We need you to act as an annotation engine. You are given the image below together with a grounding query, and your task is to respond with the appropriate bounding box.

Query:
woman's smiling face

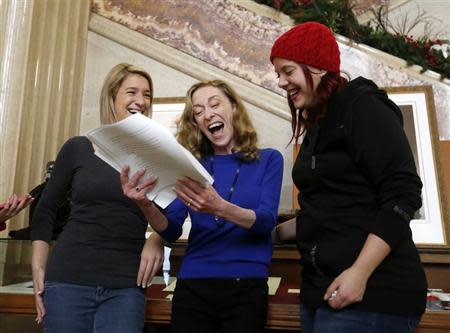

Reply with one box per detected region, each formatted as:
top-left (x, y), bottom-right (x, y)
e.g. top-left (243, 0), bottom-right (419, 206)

top-left (114, 74), bottom-right (152, 121)
top-left (191, 85), bottom-right (236, 155)
top-left (273, 57), bottom-right (324, 110)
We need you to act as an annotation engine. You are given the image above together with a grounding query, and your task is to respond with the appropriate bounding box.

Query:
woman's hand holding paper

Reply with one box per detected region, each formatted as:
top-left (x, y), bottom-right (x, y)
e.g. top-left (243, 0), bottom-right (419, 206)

top-left (120, 165), bottom-right (158, 208)
top-left (174, 177), bottom-right (225, 215)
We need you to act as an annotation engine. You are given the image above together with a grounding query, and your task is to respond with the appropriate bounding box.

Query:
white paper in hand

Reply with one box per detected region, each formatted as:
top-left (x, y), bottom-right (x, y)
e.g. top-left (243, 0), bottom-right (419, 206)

top-left (86, 113), bottom-right (214, 208)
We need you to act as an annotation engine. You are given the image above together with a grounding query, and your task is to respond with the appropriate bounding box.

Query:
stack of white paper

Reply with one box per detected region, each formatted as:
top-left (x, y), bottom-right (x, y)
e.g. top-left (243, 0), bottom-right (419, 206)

top-left (86, 113), bottom-right (214, 208)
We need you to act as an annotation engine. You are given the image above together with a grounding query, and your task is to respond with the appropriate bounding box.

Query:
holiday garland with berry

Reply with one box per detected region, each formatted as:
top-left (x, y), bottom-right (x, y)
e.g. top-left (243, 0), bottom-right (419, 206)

top-left (256, 0), bottom-right (450, 80)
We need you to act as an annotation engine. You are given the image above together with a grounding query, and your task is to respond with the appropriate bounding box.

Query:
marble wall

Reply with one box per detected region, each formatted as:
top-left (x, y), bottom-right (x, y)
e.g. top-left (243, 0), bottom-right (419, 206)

top-left (91, 0), bottom-right (450, 139)
top-left (91, 0), bottom-right (283, 92)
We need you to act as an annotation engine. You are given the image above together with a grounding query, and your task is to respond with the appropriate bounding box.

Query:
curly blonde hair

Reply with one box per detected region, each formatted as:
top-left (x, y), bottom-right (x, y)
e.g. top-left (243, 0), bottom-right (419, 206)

top-left (177, 80), bottom-right (258, 161)
top-left (99, 63), bottom-right (153, 125)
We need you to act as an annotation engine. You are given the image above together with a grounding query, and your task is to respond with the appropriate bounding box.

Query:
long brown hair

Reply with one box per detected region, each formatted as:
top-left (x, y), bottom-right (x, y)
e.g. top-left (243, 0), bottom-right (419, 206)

top-left (177, 80), bottom-right (259, 161)
top-left (289, 66), bottom-right (348, 143)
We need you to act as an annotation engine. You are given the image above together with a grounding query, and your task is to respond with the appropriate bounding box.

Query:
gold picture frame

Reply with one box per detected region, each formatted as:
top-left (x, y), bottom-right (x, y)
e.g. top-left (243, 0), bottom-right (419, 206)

top-left (386, 86), bottom-right (449, 249)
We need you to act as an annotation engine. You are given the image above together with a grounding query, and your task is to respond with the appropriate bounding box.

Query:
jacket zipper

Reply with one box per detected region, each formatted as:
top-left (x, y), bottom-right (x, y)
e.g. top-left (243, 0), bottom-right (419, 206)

top-left (311, 244), bottom-right (325, 277)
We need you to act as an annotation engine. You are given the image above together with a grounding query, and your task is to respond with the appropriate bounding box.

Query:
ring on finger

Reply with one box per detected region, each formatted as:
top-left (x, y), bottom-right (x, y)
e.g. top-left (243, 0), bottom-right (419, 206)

top-left (187, 198), bottom-right (192, 207)
top-left (329, 290), bottom-right (338, 300)
top-left (136, 186), bottom-right (140, 192)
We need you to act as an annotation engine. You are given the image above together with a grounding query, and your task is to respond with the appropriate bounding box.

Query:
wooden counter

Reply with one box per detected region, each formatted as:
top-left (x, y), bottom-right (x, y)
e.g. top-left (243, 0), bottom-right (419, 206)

top-left (1, 243), bottom-right (449, 332)
top-left (0, 289), bottom-right (449, 332)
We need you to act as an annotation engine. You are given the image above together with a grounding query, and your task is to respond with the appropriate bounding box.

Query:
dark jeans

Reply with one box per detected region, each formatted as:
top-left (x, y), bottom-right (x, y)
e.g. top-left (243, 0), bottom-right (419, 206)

top-left (300, 303), bottom-right (421, 333)
top-left (43, 281), bottom-right (146, 333)
top-left (171, 278), bottom-right (268, 333)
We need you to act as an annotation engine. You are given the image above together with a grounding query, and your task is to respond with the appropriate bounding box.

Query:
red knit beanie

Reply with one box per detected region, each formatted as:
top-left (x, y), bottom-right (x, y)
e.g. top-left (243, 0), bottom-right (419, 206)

top-left (270, 22), bottom-right (340, 73)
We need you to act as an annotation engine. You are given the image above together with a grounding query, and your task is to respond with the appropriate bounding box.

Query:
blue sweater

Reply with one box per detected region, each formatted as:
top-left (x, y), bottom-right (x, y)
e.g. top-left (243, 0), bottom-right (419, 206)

top-left (160, 148), bottom-right (283, 279)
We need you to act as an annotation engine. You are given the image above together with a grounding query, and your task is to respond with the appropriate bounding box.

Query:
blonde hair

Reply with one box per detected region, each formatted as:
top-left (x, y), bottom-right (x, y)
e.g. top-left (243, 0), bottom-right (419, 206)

top-left (99, 63), bottom-right (154, 125)
top-left (177, 80), bottom-right (258, 161)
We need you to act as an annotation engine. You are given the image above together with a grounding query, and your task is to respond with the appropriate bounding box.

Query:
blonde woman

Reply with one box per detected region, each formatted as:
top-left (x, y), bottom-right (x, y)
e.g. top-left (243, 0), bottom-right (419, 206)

top-left (31, 63), bottom-right (164, 333)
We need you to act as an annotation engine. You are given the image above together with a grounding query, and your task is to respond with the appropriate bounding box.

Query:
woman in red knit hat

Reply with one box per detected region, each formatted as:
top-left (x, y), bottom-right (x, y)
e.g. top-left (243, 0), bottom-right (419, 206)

top-left (270, 22), bottom-right (427, 333)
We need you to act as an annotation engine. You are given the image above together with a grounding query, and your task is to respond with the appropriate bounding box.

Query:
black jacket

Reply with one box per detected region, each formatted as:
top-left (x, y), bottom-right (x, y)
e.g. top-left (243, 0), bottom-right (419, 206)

top-left (294, 77), bottom-right (427, 316)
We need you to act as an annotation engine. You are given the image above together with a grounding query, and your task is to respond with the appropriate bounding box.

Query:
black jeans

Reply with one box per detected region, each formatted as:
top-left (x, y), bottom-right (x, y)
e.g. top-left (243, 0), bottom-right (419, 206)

top-left (171, 278), bottom-right (268, 333)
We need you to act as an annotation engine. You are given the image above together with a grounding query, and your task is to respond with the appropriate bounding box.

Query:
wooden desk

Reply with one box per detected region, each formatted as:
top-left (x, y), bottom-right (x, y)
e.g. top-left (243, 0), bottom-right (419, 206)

top-left (1, 289), bottom-right (449, 332)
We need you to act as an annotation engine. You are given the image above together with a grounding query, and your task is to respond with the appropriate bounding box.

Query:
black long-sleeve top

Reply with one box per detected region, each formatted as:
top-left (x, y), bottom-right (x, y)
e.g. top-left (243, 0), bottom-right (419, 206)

top-left (294, 77), bottom-right (427, 316)
top-left (31, 136), bottom-right (147, 288)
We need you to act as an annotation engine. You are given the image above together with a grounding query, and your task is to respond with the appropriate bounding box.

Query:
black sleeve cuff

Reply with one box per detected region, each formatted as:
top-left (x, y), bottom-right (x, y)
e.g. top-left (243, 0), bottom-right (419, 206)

top-left (369, 204), bottom-right (414, 249)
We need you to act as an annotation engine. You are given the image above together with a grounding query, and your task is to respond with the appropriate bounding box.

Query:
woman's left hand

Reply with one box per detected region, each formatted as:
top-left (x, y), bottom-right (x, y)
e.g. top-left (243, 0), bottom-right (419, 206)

top-left (174, 177), bottom-right (225, 215)
top-left (323, 266), bottom-right (368, 310)
top-left (137, 232), bottom-right (164, 288)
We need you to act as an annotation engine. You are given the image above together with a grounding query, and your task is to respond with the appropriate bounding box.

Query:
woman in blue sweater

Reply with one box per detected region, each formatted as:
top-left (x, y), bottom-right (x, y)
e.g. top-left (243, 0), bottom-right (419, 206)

top-left (121, 80), bottom-right (284, 333)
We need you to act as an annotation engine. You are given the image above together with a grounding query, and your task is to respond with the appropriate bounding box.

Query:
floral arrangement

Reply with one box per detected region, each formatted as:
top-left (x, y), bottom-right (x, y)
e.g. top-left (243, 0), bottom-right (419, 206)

top-left (255, 0), bottom-right (450, 80)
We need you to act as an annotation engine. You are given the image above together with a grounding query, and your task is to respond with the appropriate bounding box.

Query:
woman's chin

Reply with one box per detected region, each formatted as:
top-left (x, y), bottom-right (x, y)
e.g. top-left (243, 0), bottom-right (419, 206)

top-left (293, 102), bottom-right (305, 109)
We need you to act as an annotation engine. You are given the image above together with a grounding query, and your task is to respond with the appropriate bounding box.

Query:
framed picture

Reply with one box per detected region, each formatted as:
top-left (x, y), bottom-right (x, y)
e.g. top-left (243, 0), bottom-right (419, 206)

top-left (292, 86), bottom-right (449, 249)
top-left (152, 97), bottom-right (185, 135)
top-left (386, 86), bottom-right (449, 248)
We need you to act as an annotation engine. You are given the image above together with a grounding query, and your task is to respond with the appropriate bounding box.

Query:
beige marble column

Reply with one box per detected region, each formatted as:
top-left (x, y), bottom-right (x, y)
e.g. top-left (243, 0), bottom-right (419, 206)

top-left (15, 0), bottom-right (90, 197)
top-left (0, 0), bottom-right (34, 226)
top-left (0, 0), bottom-right (90, 284)
top-left (0, 0), bottom-right (35, 284)
top-left (14, 0), bottom-right (90, 222)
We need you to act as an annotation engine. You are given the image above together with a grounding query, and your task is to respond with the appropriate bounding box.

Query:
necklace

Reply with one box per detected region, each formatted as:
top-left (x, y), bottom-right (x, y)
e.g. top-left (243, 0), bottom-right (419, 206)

top-left (209, 156), bottom-right (242, 227)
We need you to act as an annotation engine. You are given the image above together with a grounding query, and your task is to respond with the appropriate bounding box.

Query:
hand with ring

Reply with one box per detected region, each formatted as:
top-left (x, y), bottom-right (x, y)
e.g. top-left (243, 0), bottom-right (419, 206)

top-left (173, 177), bottom-right (225, 215)
top-left (324, 265), bottom-right (368, 310)
top-left (329, 290), bottom-right (338, 300)
top-left (120, 165), bottom-right (158, 207)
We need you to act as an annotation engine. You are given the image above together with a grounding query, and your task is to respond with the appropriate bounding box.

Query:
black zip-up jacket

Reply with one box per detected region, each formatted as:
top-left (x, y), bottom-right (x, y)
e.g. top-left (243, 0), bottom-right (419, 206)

top-left (293, 77), bottom-right (427, 316)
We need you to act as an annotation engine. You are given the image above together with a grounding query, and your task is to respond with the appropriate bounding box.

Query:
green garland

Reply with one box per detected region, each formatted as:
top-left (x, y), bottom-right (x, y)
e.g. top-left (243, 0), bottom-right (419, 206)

top-left (256, 0), bottom-right (450, 80)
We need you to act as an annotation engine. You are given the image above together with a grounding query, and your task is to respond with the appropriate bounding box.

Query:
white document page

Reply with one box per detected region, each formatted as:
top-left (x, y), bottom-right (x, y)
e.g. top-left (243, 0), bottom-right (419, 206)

top-left (86, 113), bottom-right (213, 208)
